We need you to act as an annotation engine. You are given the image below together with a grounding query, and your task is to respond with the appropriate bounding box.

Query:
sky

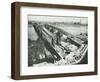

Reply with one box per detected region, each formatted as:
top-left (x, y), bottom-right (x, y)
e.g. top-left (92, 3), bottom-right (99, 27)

top-left (28, 15), bottom-right (88, 24)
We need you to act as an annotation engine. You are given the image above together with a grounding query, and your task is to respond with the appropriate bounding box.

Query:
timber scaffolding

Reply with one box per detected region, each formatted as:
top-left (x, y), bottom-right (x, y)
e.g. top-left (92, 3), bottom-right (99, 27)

top-left (44, 24), bottom-right (84, 46)
top-left (32, 22), bottom-right (88, 63)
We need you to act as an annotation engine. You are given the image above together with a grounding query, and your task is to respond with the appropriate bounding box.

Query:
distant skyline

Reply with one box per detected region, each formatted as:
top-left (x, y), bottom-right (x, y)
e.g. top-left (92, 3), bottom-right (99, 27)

top-left (28, 15), bottom-right (88, 24)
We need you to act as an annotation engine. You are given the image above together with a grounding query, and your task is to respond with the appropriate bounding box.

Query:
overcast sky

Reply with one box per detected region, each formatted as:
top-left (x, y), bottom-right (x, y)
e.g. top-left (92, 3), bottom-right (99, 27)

top-left (28, 15), bottom-right (88, 24)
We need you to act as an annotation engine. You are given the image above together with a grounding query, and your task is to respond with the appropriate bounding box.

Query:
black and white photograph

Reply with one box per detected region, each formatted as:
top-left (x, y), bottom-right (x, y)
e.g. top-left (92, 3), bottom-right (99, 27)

top-left (28, 15), bottom-right (88, 67)
top-left (11, 2), bottom-right (97, 79)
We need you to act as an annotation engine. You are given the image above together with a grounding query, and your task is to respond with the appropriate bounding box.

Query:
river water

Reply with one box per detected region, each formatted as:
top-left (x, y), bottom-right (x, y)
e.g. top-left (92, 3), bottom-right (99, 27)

top-left (53, 24), bottom-right (88, 36)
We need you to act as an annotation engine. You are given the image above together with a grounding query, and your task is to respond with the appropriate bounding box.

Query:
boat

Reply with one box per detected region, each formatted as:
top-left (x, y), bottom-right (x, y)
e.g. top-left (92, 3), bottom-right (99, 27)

top-left (29, 22), bottom-right (88, 66)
